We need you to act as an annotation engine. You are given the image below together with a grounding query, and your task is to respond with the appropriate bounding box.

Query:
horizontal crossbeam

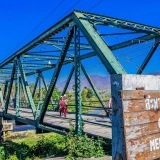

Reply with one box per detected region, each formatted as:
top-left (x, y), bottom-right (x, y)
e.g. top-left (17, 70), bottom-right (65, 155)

top-left (44, 40), bottom-right (92, 50)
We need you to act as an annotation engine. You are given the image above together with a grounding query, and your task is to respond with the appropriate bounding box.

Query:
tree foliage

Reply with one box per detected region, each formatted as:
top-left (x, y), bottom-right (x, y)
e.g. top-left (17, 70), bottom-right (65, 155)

top-left (86, 88), bottom-right (94, 99)
top-left (81, 87), bottom-right (94, 101)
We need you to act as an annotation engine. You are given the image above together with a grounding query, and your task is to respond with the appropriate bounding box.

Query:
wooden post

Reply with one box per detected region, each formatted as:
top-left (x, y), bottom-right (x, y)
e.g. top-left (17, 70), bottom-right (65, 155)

top-left (111, 74), bottom-right (160, 160)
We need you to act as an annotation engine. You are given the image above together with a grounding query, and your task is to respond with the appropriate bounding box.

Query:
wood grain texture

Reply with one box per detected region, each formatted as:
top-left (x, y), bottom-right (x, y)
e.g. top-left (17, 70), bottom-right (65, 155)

top-left (122, 90), bottom-right (160, 160)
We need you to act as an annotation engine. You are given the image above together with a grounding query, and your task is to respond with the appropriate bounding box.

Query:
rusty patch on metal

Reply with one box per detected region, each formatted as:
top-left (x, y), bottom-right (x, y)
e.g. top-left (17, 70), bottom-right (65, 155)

top-left (136, 87), bottom-right (145, 90)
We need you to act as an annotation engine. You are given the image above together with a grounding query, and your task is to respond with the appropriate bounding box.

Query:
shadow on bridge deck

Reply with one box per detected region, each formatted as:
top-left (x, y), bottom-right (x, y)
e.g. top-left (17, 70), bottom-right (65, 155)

top-left (0, 107), bottom-right (112, 139)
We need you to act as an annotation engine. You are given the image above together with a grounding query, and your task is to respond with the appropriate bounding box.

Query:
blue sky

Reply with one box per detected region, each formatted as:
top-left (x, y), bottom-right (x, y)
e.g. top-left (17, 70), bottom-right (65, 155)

top-left (0, 0), bottom-right (160, 83)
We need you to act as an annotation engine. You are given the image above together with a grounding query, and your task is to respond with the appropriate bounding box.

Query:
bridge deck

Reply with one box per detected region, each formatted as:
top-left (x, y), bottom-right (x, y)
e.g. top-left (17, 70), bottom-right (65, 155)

top-left (0, 108), bottom-right (112, 139)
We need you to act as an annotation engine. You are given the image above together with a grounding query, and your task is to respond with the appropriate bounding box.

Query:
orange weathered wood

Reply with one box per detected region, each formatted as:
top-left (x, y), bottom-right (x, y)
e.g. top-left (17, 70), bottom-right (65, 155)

top-left (122, 90), bottom-right (160, 100)
top-left (123, 109), bottom-right (160, 126)
top-left (122, 90), bottom-right (160, 160)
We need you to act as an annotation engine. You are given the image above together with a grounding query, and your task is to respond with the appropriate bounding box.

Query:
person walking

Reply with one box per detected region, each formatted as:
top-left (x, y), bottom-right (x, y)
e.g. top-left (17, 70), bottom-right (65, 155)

top-left (59, 96), bottom-right (64, 117)
top-left (108, 97), bottom-right (112, 121)
top-left (63, 94), bottom-right (68, 117)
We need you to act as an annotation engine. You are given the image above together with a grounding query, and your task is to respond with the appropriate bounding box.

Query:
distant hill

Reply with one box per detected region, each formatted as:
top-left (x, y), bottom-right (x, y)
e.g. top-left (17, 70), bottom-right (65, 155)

top-left (150, 72), bottom-right (160, 75)
top-left (56, 75), bottom-right (110, 91)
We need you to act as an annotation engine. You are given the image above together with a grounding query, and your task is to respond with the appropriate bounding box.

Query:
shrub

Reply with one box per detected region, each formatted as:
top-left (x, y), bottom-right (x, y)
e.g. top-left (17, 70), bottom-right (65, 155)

top-left (65, 123), bottom-right (104, 159)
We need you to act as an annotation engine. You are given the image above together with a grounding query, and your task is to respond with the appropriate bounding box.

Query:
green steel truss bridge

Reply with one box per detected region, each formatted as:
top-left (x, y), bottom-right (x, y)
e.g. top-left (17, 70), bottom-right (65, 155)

top-left (0, 10), bottom-right (160, 139)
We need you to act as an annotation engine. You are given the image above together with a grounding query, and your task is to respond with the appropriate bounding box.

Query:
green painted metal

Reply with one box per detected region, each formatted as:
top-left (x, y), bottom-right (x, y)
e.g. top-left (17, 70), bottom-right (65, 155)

top-left (3, 81), bottom-right (8, 100)
top-left (32, 75), bottom-right (39, 98)
top-left (137, 40), bottom-right (159, 74)
top-left (0, 14), bottom-right (73, 68)
top-left (15, 73), bottom-right (20, 117)
top-left (40, 72), bottom-right (55, 108)
top-left (38, 25), bottom-right (74, 123)
top-left (38, 124), bottom-right (66, 135)
top-left (73, 12), bottom-right (126, 74)
top-left (81, 64), bottom-right (106, 112)
top-left (1, 10), bottom-right (160, 137)
top-left (74, 10), bottom-right (160, 35)
top-left (17, 58), bottom-right (37, 118)
top-left (44, 40), bottom-right (92, 50)
top-left (39, 73), bottom-right (42, 102)
top-left (109, 34), bottom-right (156, 51)
top-left (3, 59), bottom-right (17, 113)
top-left (24, 54), bottom-right (73, 61)
top-left (62, 66), bottom-right (74, 96)
top-left (20, 78), bottom-right (29, 105)
top-left (22, 35), bottom-right (156, 76)
top-left (0, 88), bottom-right (4, 108)
top-left (74, 26), bottom-right (82, 135)
top-left (3, 113), bottom-right (35, 126)
top-left (9, 62), bottom-right (56, 68)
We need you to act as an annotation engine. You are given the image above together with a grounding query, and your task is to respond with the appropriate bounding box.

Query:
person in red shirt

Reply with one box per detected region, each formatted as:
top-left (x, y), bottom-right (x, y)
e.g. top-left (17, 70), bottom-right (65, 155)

top-left (63, 94), bottom-right (68, 117)
top-left (59, 96), bottom-right (64, 117)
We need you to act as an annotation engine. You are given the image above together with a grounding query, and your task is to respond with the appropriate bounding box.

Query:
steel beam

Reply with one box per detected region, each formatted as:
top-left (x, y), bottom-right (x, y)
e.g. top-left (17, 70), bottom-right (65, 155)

top-left (0, 14), bottom-right (73, 68)
top-left (74, 10), bottom-right (160, 35)
top-left (137, 41), bottom-right (159, 74)
top-left (38, 25), bottom-right (74, 123)
top-left (0, 88), bottom-right (4, 108)
top-left (73, 12), bottom-right (126, 74)
top-left (44, 40), bottom-right (92, 50)
top-left (15, 73), bottom-right (20, 117)
top-left (9, 63), bottom-right (56, 68)
top-left (74, 26), bottom-right (82, 135)
top-left (109, 34), bottom-right (156, 51)
top-left (3, 59), bottom-right (17, 113)
top-left (20, 79), bottom-right (29, 105)
top-left (62, 66), bottom-right (74, 95)
top-left (18, 34), bottom-right (156, 77)
top-left (40, 72), bottom-right (54, 107)
top-left (3, 81), bottom-right (8, 100)
top-left (39, 73), bottom-right (42, 101)
top-left (81, 64), bottom-right (106, 112)
top-left (24, 54), bottom-right (73, 61)
top-left (50, 31), bottom-right (137, 40)
top-left (32, 75), bottom-right (39, 98)
top-left (17, 58), bottom-right (37, 118)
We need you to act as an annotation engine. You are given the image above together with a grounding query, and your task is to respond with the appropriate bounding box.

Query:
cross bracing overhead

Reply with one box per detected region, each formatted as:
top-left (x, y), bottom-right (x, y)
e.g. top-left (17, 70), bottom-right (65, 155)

top-left (0, 10), bottom-right (160, 136)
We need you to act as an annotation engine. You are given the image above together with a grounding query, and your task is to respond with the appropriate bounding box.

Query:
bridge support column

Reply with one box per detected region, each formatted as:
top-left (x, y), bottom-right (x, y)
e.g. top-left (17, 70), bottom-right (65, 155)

top-left (35, 128), bottom-right (50, 134)
top-left (0, 116), bottom-right (3, 137)
top-left (74, 26), bottom-right (82, 135)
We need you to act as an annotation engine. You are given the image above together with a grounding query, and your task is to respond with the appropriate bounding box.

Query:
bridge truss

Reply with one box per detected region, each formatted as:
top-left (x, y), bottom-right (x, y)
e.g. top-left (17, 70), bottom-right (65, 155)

top-left (0, 10), bottom-right (160, 138)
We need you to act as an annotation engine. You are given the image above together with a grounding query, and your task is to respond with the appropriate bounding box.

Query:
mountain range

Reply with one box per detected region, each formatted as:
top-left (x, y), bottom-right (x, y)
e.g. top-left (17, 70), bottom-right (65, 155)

top-left (56, 75), bottom-right (110, 91)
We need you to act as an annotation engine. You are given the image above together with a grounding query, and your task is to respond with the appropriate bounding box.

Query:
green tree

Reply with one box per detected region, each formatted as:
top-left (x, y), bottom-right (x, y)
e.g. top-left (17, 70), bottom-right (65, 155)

top-left (86, 88), bottom-right (94, 99)
top-left (81, 87), bottom-right (88, 101)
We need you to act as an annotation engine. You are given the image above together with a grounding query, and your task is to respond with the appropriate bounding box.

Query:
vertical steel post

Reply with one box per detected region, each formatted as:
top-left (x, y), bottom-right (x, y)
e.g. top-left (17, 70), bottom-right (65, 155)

top-left (3, 59), bottom-right (16, 113)
top-left (0, 88), bottom-right (4, 108)
top-left (74, 26), bottom-right (82, 135)
top-left (19, 78), bottom-right (22, 108)
top-left (17, 58), bottom-right (37, 118)
top-left (15, 67), bottom-right (20, 117)
top-left (39, 73), bottom-right (42, 101)
top-left (32, 75), bottom-right (39, 98)
top-left (3, 81), bottom-right (8, 100)
top-left (20, 79), bottom-right (29, 106)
